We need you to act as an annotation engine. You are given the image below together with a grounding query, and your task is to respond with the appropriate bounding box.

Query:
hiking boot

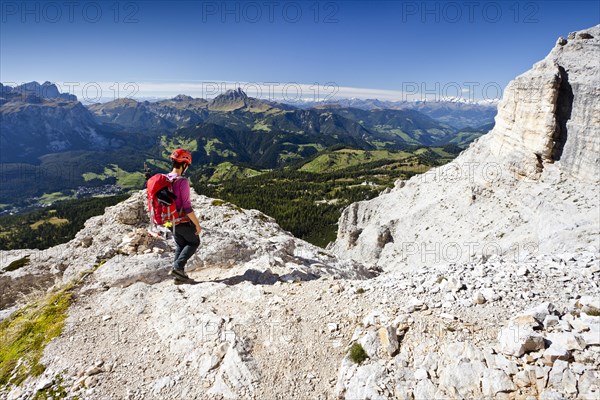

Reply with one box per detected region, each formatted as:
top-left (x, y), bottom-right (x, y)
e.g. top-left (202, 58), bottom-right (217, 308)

top-left (170, 269), bottom-right (190, 280)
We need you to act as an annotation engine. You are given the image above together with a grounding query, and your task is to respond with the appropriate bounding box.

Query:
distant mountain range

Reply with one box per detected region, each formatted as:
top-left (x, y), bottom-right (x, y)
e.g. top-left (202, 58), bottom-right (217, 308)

top-left (288, 97), bottom-right (498, 130)
top-left (0, 81), bottom-right (497, 204)
top-left (1, 82), bottom-right (496, 162)
top-left (87, 87), bottom-right (490, 149)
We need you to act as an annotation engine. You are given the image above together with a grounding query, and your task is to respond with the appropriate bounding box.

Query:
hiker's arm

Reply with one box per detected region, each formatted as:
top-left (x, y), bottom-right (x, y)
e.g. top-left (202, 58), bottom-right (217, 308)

top-left (187, 211), bottom-right (201, 235)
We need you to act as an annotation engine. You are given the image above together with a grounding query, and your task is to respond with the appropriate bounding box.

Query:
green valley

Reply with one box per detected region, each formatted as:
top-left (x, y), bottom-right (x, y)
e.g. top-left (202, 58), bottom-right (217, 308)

top-left (195, 145), bottom-right (459, 247)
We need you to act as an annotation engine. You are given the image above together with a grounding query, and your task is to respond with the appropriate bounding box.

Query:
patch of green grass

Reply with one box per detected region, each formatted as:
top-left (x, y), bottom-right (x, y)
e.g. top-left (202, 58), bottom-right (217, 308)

top-left (355, 288), bottom-right (365, 294)
top-left (348, 342), bottom-right (369, 364)
top-left (30, 217), bottom-right (69, 230)
top-left (297, 144), bottom-right (325, 153)
top-left (369, 140), bottom-right (395, 148)
top-left (211, 199), bottom-right (226, 207)
top-left (38, 192), bottom-right (74, 205)
top-left (81, 165), bottom-right (144, 189)
top-left (252, 122), bottom-right (271, 132)
top-left (204, 138), bottom-right (223, 156)
top-left (299, 149), bottom-right (411, 173)
top-left (209, 162), bottom-right (263, 182)
top-left (436, 275), bottom-right (446, 284)
top-left (81, 172), bottom-right (108, 182)
top-left (161, 136), bottom-right (198, 158)
top-left (145, 158), bottom-right (171, 172)
top-left (210, 198), bottom-right (243, 213)
top-left (0, 261), bottom-right (105, 390)
top-left (278, 151), bottom-right (303, 163)
top-left (5, 256), bottom-right (30, 272)
top-left (204, 139), bottom-right (236, 158)
top-left (0, 289), bottom-right (72, 387)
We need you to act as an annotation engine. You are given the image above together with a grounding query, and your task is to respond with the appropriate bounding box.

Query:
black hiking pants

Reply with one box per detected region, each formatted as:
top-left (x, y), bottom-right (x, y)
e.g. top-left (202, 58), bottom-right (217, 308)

top-left (173, 221), bottom-right (200, 271)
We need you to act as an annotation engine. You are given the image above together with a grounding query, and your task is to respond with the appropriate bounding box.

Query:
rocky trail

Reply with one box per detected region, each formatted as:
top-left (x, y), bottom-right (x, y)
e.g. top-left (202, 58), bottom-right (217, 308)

top-left (4, 238), bottom-right (599, 399)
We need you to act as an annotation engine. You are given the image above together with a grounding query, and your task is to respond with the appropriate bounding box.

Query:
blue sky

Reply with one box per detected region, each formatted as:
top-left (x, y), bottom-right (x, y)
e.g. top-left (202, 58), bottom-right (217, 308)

top-left (1, 1), bottom-right (598, 101)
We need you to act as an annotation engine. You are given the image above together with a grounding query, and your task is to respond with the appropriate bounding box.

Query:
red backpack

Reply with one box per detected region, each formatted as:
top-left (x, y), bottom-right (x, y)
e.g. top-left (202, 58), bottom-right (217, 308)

top-left (146, 174), bottom-right (189, 227)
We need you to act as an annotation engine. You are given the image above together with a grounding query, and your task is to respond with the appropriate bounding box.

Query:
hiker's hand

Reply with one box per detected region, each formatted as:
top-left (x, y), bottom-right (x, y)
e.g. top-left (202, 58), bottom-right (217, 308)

top-left (195, 225), bottom-right (202, 236)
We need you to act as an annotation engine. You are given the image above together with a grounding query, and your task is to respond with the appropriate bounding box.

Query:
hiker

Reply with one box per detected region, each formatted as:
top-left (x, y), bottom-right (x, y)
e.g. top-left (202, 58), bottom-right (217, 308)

top-left (166, 148), bottom-right (201, 280)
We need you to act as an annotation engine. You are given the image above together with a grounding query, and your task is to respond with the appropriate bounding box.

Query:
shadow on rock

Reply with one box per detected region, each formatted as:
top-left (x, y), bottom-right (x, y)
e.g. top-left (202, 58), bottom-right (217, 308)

top-left (216, 268), bottom-right (319, 286)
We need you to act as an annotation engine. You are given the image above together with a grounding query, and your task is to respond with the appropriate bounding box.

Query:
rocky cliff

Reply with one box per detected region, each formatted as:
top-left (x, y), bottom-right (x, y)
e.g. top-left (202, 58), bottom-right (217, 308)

top-left (331, 25), bottom-right (600, 271)
top-left (0, 83), bottom-right (119, 162)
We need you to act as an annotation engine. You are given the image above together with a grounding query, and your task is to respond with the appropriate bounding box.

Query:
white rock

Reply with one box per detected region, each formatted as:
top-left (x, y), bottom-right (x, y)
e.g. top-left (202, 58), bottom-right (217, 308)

top-left (513, 370), bottom-right (531, 388)
top-left (359, 330), bottom-right (380, 359)
top-left (543, 315), bottom-right (560, 329)
top-left (481, 368), bottom-right (516, 397)
top-left (473, 292), bottom-right (486, 305)
top-left (438, 361), bottom-right (486, 398)
top-left (407, 298), bottom-right (426, 313)
top-left (340, 362), bottom-right (388, 400)
top-left (440, 312), bottom-right (457, 320)
top-left (446, 277), bottom-right (463, 292)
top-left (414, 368), bottom-right (429, 381)
top-left (547, 360), bottom-right (568, 387)
top-left (481, 288), bottom-right (498, 302)
top-left (520, 302), bottom-right (556, 323)
top-left (546, 332), bottom-right (586, 351)
top-left (539, 389), bottom-right (566, 400)
top-left (569, 317), bottom-right (590, 333)
top-left (581, 324), bottom-right (600, 346)
top-left (578, 369), bottom-right (600, 398)
top-left (377, 325), bottom-right (399, 357)
top-left (362, 310), bottom-right (388, 328)
top-left (497, 325), bottom-right (546, 357)
top-left (35, 377), bottom-right (54, 391)
top-left (579, 295), bottom-right (600, 314)
top-left (413, 378), bottom-right (437, 399)
top-left (542, 344), bottom-right (571, 364)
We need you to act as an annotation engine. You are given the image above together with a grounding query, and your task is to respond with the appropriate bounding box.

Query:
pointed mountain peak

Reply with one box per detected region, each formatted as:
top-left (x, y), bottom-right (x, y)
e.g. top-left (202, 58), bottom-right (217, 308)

top-left (218, 87), bottom-right (248, 101)
top-left (209, 87), bottom-right (249, 111)
top-left (172, 94), bottom-right (194, 102)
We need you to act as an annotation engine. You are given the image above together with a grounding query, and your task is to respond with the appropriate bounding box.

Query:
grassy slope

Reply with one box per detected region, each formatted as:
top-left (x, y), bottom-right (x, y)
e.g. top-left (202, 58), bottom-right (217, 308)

top-left (300, 149), bottom-right (414, 173)
top-left (208, 162), bottom-right (263, 182)
top-left (0, 261), bottom-right (104, 389)
top-left (82, 164), bottom-right (145, 189)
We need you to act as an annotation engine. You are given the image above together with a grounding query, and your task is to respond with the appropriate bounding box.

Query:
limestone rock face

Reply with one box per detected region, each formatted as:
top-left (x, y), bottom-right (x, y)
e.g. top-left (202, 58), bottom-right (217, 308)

top-left (331, 25), bottom-right (600, 271)
top-left (488, 26), bottom-right (600, 182)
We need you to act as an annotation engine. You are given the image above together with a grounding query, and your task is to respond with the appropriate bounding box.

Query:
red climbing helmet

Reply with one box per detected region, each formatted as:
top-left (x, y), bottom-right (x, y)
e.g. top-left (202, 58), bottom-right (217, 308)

top-left (170, 148), bottom-right (192, 165)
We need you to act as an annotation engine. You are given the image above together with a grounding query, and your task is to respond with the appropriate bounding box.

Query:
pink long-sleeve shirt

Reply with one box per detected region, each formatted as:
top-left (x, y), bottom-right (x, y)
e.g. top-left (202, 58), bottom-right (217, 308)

top-left (166, 172), bottom-right (193, 214)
